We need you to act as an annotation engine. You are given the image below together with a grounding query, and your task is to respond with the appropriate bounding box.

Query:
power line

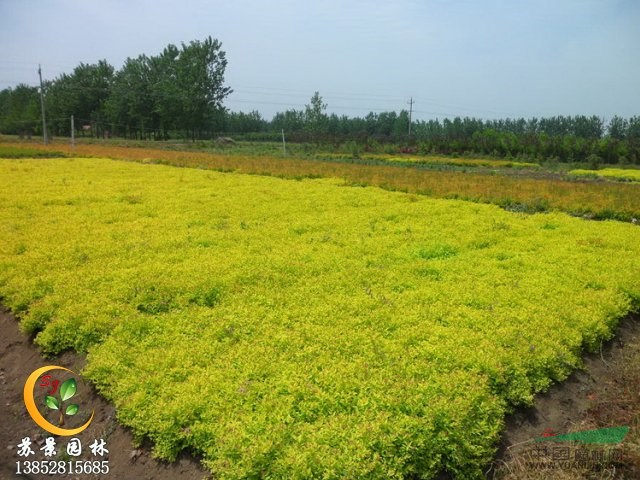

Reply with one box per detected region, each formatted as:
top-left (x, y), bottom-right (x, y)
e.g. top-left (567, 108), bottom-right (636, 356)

top-left (0, 80), bottom-right (39, 86)
top-left (0, 67), bottom-right (514, 119)
top-left (232, 85), bottom-right (517, 117)
top-left (231, 89), bottom-right (404, 106)
top-left (0, 60), bottom-right (84, 70)
top-left (232, 84), bottom-right (407, 102)
top-left (0, 75), bottom-right (514, 121)
top-left (226, 97), bottom-right (447, 117)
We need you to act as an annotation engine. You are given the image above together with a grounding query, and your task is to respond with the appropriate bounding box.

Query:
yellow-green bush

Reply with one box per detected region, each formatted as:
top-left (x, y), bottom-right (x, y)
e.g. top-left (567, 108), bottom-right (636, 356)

top-left (570, 168), bottom-right (640, 183)
top-left (1, 158), bottom-right (639, 478)
top-left (318, 152), bottom-right (541, 168)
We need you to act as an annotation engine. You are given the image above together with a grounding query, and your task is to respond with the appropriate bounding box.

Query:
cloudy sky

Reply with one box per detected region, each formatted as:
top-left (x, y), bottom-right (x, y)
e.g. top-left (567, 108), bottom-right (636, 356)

top-left (1, 0), bottom-right (638, 121)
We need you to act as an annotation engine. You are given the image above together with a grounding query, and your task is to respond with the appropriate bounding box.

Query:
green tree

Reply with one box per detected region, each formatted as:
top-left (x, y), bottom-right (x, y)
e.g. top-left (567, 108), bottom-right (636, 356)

top-left (305, 91), bottom-right (328, 136)
top-left (47, 60), bottom-right (114, 136)
top-left (608, 116), bottom-right (628, 140)
top-left (393, 110), bottom-right (410, 137)
top-left (272, 109), bottom-right (305, 133)
top-left (225, 111), bottom-right (267, 133)
top-left (0, 84), bottom-right (39, 136)
top-left (105, 55), bottom-right (155, 139)
top-left (175, 37), bottom-right (232, 140)
top-left (105, 37), bottom-right (232, 140)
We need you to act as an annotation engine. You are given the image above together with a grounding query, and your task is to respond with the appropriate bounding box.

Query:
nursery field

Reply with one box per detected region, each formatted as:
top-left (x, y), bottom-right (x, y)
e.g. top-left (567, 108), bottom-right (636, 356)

top-left (317, 152), bottom-right (541, 169)
top-left (569, 167), bottom-right (640, 183)
top-left (1, 157), bottom-right (639, 478)
top-left (2, 141), bottom-right (640, 221)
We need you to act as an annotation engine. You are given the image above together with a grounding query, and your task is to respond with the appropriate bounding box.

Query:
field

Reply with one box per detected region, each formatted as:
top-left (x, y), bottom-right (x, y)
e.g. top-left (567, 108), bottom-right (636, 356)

top-left (3, 141), bottom-right (640, 222)
top-left (316, 153), bottom-right (541, 169)
top-left (569, 168), bottom-right (640, 183)
top-left (1, 155), bottom-right (639, 478)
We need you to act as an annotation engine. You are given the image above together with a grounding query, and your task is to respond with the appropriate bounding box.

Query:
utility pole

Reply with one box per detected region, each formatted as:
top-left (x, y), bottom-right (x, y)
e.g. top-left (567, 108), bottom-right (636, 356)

top-left (38, 64), bottom-right (48, 145)
top-left (281, 128), bottom-right (286, 155)
top-left (71, 115), bottom-right (75, 147)
top-left (407, 96), bottom-right (414, 136)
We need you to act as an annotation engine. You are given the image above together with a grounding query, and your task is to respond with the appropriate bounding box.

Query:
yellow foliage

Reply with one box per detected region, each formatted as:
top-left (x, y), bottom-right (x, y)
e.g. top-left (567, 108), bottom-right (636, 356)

top-left (0, 157), bottom-right (639, 478)
top-left (3, 141), bottom-right (640, 220)
top-left (320, 152), bottom-right (540, 168)
top-left (570, 168), bottom-right (640, 183)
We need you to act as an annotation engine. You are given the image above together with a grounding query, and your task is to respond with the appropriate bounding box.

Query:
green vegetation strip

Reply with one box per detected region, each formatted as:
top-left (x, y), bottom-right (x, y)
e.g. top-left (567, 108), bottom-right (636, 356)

top-left (0, 145), bottom-right (66, 158)
top-left (1, 158), bottom-right (639, 478)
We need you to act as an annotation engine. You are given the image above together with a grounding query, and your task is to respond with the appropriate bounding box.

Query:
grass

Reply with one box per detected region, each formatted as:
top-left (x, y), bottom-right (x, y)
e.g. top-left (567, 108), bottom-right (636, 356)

top-left (2, 141), bottom-right (639, 222)
top-left (0, 157), bottom-right (639, 478)
top-left (0, 145), bottom-right (66, 158)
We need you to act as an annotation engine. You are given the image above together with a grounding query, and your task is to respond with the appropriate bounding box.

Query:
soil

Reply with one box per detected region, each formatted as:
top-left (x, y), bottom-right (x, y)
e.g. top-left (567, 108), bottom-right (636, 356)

top-left (1, 306), bottom-right (638, 480)
top-left (0, 307), bottom-right (209, 480)
top-left (492, 313), bottom-right (640, 479)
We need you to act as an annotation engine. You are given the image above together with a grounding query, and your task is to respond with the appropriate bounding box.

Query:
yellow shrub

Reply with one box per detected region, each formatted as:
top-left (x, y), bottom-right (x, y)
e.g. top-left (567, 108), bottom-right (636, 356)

top-left (1, 157), bottom-right (639, 478)
top-left (570, 168), bottom-right (640, 183)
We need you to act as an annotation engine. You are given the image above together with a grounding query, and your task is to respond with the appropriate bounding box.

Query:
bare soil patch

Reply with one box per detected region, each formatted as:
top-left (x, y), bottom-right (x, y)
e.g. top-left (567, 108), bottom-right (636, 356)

top-left (0, 307), bottom-right (209, 480)
top-left (493, 313), bottom-right (640, 479)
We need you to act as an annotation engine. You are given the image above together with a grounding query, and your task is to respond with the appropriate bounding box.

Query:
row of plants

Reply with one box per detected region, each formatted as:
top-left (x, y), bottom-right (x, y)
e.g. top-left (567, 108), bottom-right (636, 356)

top-left (569, 168), bottom-right (640, 183)
top-left (2, 142), bottom-right (640, 221)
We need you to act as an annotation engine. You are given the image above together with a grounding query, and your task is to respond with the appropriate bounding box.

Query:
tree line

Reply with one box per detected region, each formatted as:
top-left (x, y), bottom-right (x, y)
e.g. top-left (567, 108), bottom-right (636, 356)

top-left (0, 37), bottom-right (231, 141)
top-left (0, 38), bottom-right (638, 164)
top-left (225, 97), bottom-right (640, 164)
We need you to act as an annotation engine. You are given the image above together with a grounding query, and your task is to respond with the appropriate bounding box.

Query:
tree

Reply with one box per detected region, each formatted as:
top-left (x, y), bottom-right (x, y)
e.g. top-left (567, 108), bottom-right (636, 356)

top-left (105, 37), bottom-right (232, 140)
top-left (305, 91), bottom-right (328, 135)
top-left (47, 60), bottom-right (114, 136)
top-left (0, 84), bottom-right (39, 136)
top-left (145, 44), bottom-right (180, 137)
top-left (225, 111), bottom-right (267, 133)
top-left (105, 55), bottom-right (155, 139)
top-left (272, 109), bottom-right (305, 133)
top-left (175, 37), bottom-right (232, 140)
top-left (392, 110), bottom-right (410, 137)
top-left (608, 116), bottom-right (628, 140)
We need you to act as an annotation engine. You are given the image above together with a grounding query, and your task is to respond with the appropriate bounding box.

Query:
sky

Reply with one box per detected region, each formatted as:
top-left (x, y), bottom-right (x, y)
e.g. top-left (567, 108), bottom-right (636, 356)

top-left (0, 0), bottom-right (639, 122)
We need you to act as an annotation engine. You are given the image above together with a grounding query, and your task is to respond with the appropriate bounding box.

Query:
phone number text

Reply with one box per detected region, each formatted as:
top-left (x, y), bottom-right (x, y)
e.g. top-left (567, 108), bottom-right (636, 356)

top-left (16, 460), bottom-right (110, 475)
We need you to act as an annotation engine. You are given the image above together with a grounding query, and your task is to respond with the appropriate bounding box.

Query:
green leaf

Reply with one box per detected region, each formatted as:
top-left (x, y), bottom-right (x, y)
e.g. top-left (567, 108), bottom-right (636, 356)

top-left (65, 404), bottom-right (79, 416)
top-left (45, 395), bottom-right (59, 410)
top-left (60, 378), bottom-right (77, 401)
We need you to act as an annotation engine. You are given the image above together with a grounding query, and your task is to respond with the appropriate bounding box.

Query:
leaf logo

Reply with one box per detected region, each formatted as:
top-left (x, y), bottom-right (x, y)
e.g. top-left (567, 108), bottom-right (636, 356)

top-left (44, 377), bottom-right (80, 427)
top-left (23, 366), bottom-right (94, 436)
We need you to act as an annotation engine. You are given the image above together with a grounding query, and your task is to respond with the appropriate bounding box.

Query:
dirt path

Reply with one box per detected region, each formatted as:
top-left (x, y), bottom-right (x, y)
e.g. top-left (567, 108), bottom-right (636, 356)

top-left (493, 313), bottom-right (640, 478)
top-left (1, 306), bottom-right (638, 479)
